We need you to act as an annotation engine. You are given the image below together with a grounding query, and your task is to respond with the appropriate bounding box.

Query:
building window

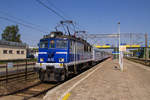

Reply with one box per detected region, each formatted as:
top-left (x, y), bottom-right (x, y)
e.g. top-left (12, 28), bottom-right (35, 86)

top-left (9, 50), bottom-right (13, 54)
top-left (21, 51), bottom-right (24, 54)
top-left (17, 51), bottom-right (20, 54)
top-left (3, 50), bottom-right (7, 54)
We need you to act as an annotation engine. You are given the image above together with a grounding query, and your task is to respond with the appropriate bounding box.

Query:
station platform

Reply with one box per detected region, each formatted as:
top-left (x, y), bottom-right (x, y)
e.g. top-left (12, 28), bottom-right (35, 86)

top-left (43, 58), bottom-right (150, 100)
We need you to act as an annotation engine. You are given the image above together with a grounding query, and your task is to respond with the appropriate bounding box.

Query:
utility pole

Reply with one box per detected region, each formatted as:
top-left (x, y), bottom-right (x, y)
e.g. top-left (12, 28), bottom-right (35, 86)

top-left (118, 22), bottom-right (123, 71)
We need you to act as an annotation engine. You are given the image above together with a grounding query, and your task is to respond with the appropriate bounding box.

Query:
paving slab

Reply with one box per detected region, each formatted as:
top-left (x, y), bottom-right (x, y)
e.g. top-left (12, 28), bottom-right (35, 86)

top-left (43, 58), bottom-right (150, 100)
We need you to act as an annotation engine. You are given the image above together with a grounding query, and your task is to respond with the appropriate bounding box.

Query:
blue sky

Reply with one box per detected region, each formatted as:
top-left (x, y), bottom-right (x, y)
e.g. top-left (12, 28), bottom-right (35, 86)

top-left (0, 0), bottom-right (150, 46)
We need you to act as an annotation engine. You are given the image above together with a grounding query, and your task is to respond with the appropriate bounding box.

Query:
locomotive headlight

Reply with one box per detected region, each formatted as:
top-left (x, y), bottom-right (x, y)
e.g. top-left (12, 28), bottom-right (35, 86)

top-left (50, 33), bottom-right (55, 38)
top-left (59, 58), bottom-right (64, 62)
top-left (40, 58), bottom-right (44, 62)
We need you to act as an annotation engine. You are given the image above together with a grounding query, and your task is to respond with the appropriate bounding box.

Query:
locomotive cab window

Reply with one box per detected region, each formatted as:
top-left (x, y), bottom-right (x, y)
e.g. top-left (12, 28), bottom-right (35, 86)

top-left (56, 39), bottom-right (68, 49)
top-left (49, 40), bottom-right (55, 48)
top-left (40, 41), bottom-right (48, 48)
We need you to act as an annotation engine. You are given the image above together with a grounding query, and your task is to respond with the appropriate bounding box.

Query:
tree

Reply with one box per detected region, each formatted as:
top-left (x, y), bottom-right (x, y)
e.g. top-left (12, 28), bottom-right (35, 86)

top-left (1, 25), bottom-right (21, 42)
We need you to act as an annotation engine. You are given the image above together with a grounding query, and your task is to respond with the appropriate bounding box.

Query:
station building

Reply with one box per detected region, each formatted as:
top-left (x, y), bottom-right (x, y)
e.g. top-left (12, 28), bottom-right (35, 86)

top-left (0, 40), bottom-right (28, 60)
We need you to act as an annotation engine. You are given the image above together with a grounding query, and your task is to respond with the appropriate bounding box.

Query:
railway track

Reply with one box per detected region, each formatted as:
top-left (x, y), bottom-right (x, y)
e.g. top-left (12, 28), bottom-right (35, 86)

top-left (0, 71), bottom-right (36, 82)
top-left (2, 80), bottom-right (59, 100)
top-left (126, 57), bottom-right (150, 66)
top-left (0, 79), bottom-right (59, 99)
top-left (15, 82), bottom-right (59, 100)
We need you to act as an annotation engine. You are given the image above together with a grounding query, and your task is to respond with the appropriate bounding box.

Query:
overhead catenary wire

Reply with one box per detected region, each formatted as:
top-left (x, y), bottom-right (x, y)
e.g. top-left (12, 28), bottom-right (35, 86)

top-left (46, 0), bottom-right (72, 20)
top-left (37, 0), bottom-right (86, 32)
top-left (0, 10), bottom-right (45, 29)
top-left (0, 16), bottom-right (48, 33)
top-left (36, 0), bottom-right (88, 38)
top-left (36, 0), bottom-right (66, 20)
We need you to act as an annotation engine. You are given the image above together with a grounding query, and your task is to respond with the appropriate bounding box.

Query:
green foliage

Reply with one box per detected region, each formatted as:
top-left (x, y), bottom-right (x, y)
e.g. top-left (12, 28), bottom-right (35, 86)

top-left (32, 48), bottom-right (38, 51)
top-left (1, 25), bottom-right (21, 42)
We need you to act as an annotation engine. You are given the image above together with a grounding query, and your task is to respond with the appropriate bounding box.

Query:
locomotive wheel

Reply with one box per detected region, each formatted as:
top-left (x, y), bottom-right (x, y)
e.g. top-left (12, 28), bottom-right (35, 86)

top-left (65, 68), bottom-right (69, 79)
top-left (60, 69), bottom-right (66, 82)
top-left (39, 71), bottom-right (45, 82)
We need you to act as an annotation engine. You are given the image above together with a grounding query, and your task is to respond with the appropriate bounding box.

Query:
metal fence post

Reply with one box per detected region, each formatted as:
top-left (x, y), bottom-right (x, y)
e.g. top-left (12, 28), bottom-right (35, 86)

top-left (6, 63), bottom-right (8, 84)
top-left (25, 59), bottom-right (27, 80)
top-left (17, 62), bottom-right (19, 80)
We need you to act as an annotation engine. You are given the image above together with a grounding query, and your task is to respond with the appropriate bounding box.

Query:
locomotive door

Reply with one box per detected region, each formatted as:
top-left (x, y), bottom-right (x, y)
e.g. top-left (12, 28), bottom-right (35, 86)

top-left (73, 40), bottom-right (77, 74)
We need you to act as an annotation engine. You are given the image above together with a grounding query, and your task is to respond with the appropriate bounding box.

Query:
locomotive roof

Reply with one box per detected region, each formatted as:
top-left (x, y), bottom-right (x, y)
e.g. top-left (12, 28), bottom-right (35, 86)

top-left (41, 31), bottom-right (91, 47)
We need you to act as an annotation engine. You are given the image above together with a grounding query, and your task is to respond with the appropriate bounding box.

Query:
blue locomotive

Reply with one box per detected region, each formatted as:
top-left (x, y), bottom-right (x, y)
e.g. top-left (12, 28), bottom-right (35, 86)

top-left (35, 31), bottom-right (110, 82)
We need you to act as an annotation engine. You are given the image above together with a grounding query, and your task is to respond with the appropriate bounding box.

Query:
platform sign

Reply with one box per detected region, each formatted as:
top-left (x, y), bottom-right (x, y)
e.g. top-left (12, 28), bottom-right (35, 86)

top-left (7, 62), bottom-right (13, 68)
top-left (119, 46), bottom-right (126, 51)
top-left (119, 46), bottom-right (125, 71)
top-left (112, 51), bottom-right (119, 54)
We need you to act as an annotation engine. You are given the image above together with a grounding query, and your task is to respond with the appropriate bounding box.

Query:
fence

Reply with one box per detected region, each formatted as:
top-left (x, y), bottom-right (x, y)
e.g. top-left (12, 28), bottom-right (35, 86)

top-left (0, 58), bottom-right (37, 83)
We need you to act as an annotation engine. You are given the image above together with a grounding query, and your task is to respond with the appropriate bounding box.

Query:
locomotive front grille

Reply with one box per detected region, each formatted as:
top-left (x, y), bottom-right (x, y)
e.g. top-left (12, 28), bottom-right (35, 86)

top-left (46, 66), bottom-right (54, 73)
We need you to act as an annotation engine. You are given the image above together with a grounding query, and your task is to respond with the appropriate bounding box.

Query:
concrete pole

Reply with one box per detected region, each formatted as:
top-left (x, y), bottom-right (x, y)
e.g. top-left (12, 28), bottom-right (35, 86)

top-left (118, 22), bottom-right (120, 62)
top-left (118, 22), bottom-right (120, 54)
top-left (118, 22), bottom-right (123, 71)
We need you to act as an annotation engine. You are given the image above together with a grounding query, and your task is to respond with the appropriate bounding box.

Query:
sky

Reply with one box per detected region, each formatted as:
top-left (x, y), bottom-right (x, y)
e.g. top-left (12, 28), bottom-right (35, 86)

top-left (0, 0), bottom-right (150, 47)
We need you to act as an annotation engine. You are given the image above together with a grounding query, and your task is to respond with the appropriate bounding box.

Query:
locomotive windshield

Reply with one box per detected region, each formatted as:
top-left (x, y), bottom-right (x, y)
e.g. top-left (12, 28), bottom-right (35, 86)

top-left (56, 39), bottom-right (67, 48)
top-left (40, 40), bottom-right (48, 48)
top-left (49, 40), bottom-right (55, 48)
top-left (39, 39), bottom-right (67, 49)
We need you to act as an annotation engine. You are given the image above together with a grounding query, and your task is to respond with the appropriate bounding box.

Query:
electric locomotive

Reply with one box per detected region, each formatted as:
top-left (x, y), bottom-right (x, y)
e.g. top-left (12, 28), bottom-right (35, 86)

top-left (35, 31), bottom-right (93, 82)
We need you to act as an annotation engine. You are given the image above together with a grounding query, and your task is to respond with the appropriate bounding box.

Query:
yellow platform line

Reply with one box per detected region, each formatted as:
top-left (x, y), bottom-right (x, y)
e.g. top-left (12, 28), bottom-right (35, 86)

top-left (62, 93), bottom-right (71, 100)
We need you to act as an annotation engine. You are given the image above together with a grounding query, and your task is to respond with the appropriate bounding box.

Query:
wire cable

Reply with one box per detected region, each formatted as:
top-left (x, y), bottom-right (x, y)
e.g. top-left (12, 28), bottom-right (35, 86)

top-left (36, 0), bottom-right (87, 36)
top-left (36, 0), bottom-right (66, 20)
top-left (0, 16), bottom-right (48, 33)
top-left (0, 10), bottom-right (44, 29)
top-left (46, 0), bottom-right (72, 20)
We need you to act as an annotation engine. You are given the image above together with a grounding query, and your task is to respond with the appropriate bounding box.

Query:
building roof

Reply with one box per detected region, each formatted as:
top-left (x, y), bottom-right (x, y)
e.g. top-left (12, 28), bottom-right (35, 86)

top-left (0, 40), bottom-right (28, 48)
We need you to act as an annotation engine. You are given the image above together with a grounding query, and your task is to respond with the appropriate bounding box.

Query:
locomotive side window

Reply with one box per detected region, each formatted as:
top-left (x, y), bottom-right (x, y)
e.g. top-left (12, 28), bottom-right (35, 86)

top-left (40, 41), bottom-right (48, 48)
top-left (70, 40), bottom-right (73, 52)
top-left (77, 42), bottom-right (84, 53)
top-left (56, 40), bottom-right (68, 48)
top-left (49, 40), bottom-right (55, 48)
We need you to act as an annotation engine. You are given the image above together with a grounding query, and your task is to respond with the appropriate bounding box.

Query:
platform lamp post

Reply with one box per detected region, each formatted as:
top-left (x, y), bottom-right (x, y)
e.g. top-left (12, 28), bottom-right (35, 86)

top-left (118, 22), bottom-right (123, 71)
top-left (118, 22), bottom-right (120, 63)
top-left (118, 22), bottom-right (120, 51)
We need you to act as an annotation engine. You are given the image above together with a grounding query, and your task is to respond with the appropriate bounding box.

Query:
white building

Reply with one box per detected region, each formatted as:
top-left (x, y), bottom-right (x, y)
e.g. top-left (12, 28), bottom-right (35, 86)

top-left (0, 40), bottom-right (28, 60)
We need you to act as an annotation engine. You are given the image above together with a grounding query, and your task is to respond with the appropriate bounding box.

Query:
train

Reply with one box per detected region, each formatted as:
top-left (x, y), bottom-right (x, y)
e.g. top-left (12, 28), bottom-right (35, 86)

top-left (34, 31), bottom-right (110, 82)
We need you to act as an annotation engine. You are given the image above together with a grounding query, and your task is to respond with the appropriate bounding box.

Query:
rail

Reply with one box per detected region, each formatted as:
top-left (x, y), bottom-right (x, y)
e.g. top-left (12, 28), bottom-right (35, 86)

top-left (126, 57), bottom-right (150, 66)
